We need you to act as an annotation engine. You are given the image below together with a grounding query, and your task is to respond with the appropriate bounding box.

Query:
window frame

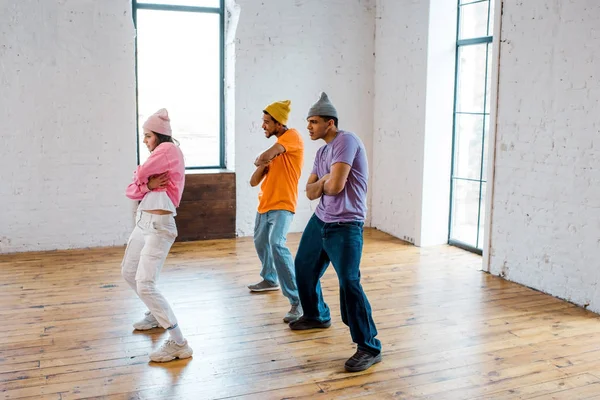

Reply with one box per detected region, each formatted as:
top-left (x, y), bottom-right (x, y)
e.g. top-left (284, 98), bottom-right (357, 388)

top-left (132, 0), bottom-right (225, 170)
top-left (448, 0), bottom-right (494, 254)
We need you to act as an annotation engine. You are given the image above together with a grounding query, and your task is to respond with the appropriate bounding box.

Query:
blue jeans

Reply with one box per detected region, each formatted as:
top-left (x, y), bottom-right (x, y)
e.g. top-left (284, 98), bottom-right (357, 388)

top-left (295, 214), bottom-right (381, 355)
top-left (254, 210), bottom-right (299, 305)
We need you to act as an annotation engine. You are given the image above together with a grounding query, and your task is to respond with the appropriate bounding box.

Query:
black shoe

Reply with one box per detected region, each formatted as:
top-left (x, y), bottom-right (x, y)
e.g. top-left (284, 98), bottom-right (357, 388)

top-left (344, 349), bottom-right (382, 372)
top-left (288, 316), bottom-right (331, 330)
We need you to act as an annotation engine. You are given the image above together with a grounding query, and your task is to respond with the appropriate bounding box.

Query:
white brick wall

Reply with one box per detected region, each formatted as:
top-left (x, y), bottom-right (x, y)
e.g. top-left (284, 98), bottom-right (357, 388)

top-left (0, 0), bottom-right (452, 251)
top-left (2, 0), bottom-right (378, 251)
top-left (232, 0), bottom-right (376, 237)
top-left (489, 0), bottom-right (600, 311)
top-left (371, 0), bottom-right (431, 245)
top-left (1, 0), bottom-right (137, 253)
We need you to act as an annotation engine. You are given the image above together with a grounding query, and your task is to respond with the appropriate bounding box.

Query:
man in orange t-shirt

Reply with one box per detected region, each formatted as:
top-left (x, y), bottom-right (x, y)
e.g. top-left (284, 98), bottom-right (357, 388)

top-left (248, 99), bottom-right (304, 323)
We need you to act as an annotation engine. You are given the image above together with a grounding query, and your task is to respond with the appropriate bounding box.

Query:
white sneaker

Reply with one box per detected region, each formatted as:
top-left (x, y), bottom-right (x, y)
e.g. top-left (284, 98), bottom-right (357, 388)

top-left (133, 311), bottom-right (160, 330)
top-left (149, 339), bottom-right (193, 362)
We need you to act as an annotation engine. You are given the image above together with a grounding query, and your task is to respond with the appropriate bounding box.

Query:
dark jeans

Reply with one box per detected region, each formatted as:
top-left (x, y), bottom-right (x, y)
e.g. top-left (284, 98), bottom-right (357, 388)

top-left (294, 214), bottom-right (381, 355)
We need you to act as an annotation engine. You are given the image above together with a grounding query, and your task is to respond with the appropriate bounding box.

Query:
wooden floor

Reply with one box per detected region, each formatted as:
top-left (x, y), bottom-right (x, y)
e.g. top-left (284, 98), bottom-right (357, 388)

top-left (2, 229), bottom-right (600, 399)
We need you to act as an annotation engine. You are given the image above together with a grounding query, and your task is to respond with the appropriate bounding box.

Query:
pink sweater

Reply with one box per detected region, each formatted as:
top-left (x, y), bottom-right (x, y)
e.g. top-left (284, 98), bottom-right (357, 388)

top-left (126, 143), bottom-right (186, 207)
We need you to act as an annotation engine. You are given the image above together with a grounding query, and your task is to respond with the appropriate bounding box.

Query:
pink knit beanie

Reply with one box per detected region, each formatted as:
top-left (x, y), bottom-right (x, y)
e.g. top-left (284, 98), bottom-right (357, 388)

top-left (142, 108), bottom-right (172, 136)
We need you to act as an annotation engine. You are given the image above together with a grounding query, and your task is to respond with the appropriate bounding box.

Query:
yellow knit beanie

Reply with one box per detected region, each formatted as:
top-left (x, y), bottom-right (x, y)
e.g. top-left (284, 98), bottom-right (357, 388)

top-left (264, 100), bottom-right (291, 125)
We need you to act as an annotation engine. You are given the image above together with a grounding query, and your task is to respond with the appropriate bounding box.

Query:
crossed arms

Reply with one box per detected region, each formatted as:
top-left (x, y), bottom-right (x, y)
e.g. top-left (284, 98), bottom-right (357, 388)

top-left (305, 162), bottom-right (351, 200)
top-left (249, 143), bottom-right (286, 187)
top-left (248, 143), bottom-right (352, 199)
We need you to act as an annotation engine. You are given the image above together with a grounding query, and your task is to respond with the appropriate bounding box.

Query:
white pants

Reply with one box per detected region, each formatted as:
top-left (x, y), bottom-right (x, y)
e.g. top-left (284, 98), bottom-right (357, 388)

top-left (121, 212), bottom-right (179, 329)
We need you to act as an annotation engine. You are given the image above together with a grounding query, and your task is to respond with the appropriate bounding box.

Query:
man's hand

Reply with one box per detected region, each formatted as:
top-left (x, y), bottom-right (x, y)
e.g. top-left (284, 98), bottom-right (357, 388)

top-left (306, 173), bottom-right (330, 200)
top-left (255, 159), bottom-right (272, 168)
top-left (250, 162), bottom-right (271, 187)
top-left (323, 163), bottom-right (351, 196)
top-left (254, 143), bottom-right (286, 166)
top-left (148, 172), bottom-right (169, 190)
top-left (254, 155), bottom-right (277, 167)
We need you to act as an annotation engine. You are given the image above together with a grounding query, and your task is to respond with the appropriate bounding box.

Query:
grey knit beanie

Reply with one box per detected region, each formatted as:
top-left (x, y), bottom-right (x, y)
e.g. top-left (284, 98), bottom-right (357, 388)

top-left (307, 92), bottom-right (338, 119)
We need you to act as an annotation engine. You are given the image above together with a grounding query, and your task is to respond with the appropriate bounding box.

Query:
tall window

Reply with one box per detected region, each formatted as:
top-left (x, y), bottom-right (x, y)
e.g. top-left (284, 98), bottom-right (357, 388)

top-left (133, 0), bottom-right (224, 169)
top-left (449, 0), bottom-right (494, 253)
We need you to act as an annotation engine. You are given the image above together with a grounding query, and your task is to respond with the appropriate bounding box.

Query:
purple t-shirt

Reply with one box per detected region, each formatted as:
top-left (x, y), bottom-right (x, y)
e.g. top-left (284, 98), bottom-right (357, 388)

top-left (312, 131), bottom-right (368, 223)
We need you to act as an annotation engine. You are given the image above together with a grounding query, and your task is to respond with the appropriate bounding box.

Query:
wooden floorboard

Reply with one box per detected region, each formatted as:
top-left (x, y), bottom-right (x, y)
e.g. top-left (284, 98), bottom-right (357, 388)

top-left (2, 229), bottom-right (600, 399)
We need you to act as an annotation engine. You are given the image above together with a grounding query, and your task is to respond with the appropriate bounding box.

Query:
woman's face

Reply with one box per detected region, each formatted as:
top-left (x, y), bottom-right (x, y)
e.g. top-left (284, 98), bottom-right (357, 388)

top-left (143, 129), bottom-right (159, 152)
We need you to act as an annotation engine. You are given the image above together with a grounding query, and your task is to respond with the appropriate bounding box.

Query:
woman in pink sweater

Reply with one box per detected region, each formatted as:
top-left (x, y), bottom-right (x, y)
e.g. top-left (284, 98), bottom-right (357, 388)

top-left (121, 108), bottom-right (192, 363)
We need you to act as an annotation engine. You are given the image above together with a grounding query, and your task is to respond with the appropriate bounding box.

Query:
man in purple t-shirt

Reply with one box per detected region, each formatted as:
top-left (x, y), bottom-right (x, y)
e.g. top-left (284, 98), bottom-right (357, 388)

top-left (289, 92), bottom-right (382, 372)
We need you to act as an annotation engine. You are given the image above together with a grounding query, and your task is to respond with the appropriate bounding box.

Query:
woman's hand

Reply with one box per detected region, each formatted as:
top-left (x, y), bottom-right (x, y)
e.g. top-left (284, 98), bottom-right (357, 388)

top-left (147, 172), bottom-right (169, 190)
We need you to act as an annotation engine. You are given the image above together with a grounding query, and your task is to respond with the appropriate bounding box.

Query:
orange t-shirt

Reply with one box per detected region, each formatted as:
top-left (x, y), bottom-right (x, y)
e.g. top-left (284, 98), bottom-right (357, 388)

top-left (257, 128), bottom-right (304, 214)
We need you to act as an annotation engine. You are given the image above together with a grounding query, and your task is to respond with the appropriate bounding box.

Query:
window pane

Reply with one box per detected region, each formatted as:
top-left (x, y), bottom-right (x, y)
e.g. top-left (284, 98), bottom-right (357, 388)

top-left (456, 44), bottom-right (487, 113)
top-left (488, 0), bottom-right (495, 35)
top-left (481, 116), bottom-right (490, 181)
top-left (477, 182), bottom-right (487, 249)
top-left (485, 43), bottom-right (492, 114)
top-left (458, 1), bottom-right (490, 40)
top-left (137, 9), bottom-right (221, 167)
top-left (450, 179), bottom-right (480, 247)
top-left (454, 114), bottom-right (484, 180)
top-left (136, 0), bottom-right (220, 8)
